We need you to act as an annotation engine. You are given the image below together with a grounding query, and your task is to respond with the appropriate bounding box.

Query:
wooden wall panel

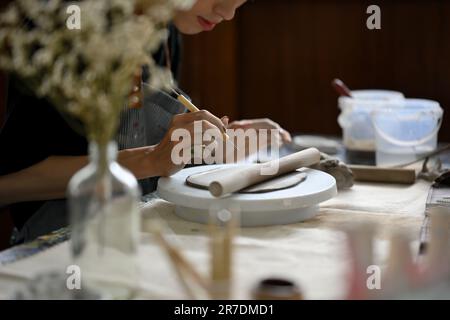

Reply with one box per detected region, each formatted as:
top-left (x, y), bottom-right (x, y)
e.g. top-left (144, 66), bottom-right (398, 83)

top-left (179, 20), bottom-right (239, 120)
top-left (180, 0), bottom-right (450, 141)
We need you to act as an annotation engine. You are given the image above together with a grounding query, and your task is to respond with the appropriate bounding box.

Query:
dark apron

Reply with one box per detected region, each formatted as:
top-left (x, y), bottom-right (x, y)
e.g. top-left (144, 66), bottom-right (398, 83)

top-left (12, 86), bottom-right (186, 244)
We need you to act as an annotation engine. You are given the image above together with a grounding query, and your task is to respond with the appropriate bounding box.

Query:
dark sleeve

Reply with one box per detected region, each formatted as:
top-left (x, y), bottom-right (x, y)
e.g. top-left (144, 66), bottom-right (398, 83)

top-left (0, 76), bottom-right (88, 176)
top-left (143, 23), bottom-right (181, 82)
top-left (168, 23), bottom-right (182, 80)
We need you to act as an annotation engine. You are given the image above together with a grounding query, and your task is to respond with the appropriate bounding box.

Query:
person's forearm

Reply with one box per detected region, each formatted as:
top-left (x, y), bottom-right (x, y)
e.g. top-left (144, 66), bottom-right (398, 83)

top-left (118, 145), bottom-right (161, 179)
top-left (0, 146), bottom-right (163, 206)
top-left (0, 156), bottom-right (88, 206)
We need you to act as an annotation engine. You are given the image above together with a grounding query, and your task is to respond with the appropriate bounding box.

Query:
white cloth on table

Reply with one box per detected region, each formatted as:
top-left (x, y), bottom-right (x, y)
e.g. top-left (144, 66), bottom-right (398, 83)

top-left (321, 180), bottom-right (430, 216)
top-left (0, 181), bottom-right (429, 299)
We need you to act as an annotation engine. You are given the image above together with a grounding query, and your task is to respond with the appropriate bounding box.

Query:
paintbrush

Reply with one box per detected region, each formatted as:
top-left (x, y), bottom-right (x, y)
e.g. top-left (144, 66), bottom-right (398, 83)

top-left (170, 87), bottom-right (238, 152)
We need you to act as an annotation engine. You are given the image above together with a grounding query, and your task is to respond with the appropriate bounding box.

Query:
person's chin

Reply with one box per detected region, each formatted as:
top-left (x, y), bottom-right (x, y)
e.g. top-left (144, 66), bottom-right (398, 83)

top-left (183, 25), bottom-right (204, 35)
top-left (184, 29), bottom-right (203, 35)
top-left (174, 24), bottom-right (202, 35)
top-left (174, 18), bottom-right (206, 35)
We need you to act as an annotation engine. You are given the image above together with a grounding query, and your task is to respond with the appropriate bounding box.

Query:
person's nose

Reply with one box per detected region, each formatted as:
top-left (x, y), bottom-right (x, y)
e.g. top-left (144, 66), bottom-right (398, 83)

top-left (213, 0), bottom-right (240, 21)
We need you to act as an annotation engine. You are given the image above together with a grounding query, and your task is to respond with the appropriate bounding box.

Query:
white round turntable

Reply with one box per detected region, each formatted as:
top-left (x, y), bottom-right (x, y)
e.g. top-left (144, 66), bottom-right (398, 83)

top-left (157, 164), bottom-right (337, 227)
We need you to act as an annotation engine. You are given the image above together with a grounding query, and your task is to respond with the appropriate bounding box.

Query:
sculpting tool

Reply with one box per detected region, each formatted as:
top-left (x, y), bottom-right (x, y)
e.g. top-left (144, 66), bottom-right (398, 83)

top-left (170, 88), bottom-right (238, 152)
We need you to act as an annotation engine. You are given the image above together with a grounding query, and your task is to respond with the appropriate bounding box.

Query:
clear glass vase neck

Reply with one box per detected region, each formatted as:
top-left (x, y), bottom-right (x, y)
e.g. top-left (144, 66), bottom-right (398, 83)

top-left (88, 141), bottom-right (118, 165)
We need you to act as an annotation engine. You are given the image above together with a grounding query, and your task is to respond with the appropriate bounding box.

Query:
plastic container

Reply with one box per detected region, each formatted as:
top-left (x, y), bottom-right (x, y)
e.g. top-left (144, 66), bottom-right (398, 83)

top-left (338, 90), bottom-right (405, 152)
top-left (371, 99), bottom-right (443, 167)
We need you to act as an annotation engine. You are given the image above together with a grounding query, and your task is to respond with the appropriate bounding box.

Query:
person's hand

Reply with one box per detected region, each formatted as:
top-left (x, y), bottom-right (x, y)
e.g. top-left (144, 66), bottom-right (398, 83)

top-left (227, 118), bottom-right (292, 148)
top-left (150, 110), bottom-right (228, 177)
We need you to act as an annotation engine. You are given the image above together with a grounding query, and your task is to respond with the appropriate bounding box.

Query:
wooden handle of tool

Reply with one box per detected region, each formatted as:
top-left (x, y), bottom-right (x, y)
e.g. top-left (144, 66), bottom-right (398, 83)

top-left (177, 94), bottom-right (199, 112)
top-left (177, 94), bottom-right (230, 143)
top-left (348, 165), bottom-right (416, 184)
top-left (209, 148), bottom-right (321, 197)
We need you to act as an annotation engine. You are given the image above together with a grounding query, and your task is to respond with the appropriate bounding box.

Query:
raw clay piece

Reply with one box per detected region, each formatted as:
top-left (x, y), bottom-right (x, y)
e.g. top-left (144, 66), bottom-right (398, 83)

top-left (311, 153), bottom-right (354, 190)
top-left (186, 165), bottom-right (307, 194)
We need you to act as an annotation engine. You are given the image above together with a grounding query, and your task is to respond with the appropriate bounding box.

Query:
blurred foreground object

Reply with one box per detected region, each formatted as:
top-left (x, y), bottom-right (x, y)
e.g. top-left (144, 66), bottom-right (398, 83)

top-left (345, 207), bottom-right (450, 299)
top-left (252, 278), bottom-right (303, 300)
top-left (311, 152), bottom-right (354, 190)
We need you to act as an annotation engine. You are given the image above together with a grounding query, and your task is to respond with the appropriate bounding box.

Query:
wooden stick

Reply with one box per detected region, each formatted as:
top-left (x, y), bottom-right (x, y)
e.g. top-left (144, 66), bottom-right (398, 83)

top-left (349, 165), bottom-right (416, 184)
top-left (151, 226), bottom-right (210, 296)
top-left (152, 231), bottom-right (197, 298)
top-left (210, 224), bottom-right (224, 280)
top-left (223, 212), bottom-right (236, 284)
top-left (176, 93), bottom-right (199, 112)
top-left (167, 248), bottom-right (198, 300)
top-left (175, 93), bottom-right (234, 148)
top-left (209, 210), bottom-right (237, 299)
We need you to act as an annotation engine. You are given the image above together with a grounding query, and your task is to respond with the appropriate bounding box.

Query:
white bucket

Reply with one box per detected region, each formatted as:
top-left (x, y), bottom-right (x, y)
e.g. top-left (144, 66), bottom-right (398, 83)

top-left (338, 90), bottom-right (405, 151)
top-left (371, 99), bottom-right (443, 167)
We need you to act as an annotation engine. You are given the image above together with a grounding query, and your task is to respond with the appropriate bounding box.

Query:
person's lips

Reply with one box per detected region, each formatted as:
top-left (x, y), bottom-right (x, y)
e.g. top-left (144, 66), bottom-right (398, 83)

top-left (197, 16), bottom-right (217, 31)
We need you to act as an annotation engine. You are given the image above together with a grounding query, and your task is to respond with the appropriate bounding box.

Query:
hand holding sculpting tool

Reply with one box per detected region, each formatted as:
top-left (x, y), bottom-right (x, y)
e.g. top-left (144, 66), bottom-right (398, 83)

top-left (171, 88), bottom-right (238, 152)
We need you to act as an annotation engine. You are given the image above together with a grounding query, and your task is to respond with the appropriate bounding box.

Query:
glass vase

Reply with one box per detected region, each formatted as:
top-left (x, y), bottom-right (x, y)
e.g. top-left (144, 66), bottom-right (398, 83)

top-left (68, 141), bottom-right (141, 299)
